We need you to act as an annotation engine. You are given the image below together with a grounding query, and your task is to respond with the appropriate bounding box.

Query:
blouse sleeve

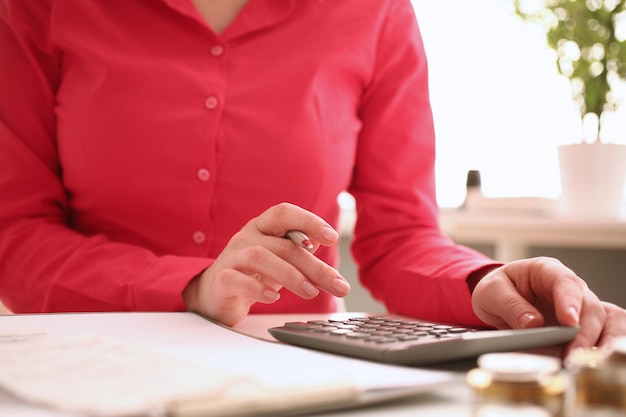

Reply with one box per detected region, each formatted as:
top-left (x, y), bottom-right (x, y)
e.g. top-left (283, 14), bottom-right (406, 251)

top-left (0, 1), bottom-right (211, 312)
top-left (349, 0), bottom-right (500, 327)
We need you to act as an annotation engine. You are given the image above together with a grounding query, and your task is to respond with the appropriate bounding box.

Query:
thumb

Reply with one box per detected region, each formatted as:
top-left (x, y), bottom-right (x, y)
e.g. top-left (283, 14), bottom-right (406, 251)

top-left (472, 272), bottom-right (545, 329)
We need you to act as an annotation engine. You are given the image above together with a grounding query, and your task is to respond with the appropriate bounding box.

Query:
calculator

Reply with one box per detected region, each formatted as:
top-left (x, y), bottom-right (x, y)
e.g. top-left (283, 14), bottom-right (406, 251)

top-left (268, 315), bottom-right (579, 366)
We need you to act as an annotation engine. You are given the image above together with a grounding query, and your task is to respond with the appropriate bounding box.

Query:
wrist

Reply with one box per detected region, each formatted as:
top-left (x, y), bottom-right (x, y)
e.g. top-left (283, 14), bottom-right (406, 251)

top-left (467, 264), bottom-right (501, 293)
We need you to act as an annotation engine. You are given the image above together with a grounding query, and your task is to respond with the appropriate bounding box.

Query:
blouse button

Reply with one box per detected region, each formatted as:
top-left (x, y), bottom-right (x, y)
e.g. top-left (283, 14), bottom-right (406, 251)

top-left (192, 231), bottom-right (206, 245)
top-left (210, 45), bottom-right (224, 57)
top-left (204, 96), bottom-right (219, 110)
top-left (197, 168), bottom-right (210, 182)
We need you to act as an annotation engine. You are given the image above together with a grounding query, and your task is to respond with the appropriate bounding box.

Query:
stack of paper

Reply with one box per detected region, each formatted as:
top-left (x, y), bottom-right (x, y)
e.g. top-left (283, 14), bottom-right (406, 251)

top-left (0, 313), bottom-right (455, 417)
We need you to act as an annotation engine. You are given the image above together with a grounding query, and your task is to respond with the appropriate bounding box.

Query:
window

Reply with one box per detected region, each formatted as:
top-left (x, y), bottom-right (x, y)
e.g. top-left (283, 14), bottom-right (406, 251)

top-left (411, 0), bottom-right (626, 207)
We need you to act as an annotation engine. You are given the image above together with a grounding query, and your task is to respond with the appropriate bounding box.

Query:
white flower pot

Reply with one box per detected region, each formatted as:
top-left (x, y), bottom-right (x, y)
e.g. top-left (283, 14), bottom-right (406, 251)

top-left (557, 143), bottom-right (626, 219)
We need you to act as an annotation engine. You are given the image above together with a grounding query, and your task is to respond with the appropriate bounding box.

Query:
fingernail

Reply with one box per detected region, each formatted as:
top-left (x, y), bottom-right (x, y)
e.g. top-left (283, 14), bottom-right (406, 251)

top-left (263, 289), bottom-right (280, 302)
top-left (518, 313), bottom-right (537, 328)
top-left (332, 278), bottom-right (351, 295)
top-left (302, 281), bottom-right (319, 298)
top-left (568, 306), bottom-right (580, 325)
top-left (322, 226), bottom-right (338, 241)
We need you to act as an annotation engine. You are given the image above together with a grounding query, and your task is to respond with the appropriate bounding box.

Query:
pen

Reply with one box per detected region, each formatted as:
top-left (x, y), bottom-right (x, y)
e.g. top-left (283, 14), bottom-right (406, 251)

top-left (285, 230), bottom-right (314, 252)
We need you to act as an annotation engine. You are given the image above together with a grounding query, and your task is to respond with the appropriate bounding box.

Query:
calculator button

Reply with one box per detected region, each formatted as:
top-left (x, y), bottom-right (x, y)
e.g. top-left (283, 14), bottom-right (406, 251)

top-left (449, 328), bottom-right (469, 334)
top-left (330, 329), bottom-right (352, 336)
top-left (414, 326), bottom-right (434, 332)
top-left (345, 332), bottom-right (370, 339)
top-left (336, 324), bottom-right (360, 330)
top-left (368, 336), bottom-right (397, 344)
top-left (396, 335), bottom-right (420, 341)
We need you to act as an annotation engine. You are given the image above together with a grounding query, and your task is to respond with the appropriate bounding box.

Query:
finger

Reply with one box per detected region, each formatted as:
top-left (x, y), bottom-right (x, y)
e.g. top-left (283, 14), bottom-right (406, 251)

top-left (472, 271), bottom-right (545, 329)
top-left (230, 244), bottom-right (325, 299)
top-left (225, 228), bottom-right (349, 298)
top-left (595, 302), bottom-right (626, 349)
top-left (198, 269), bottom-right (281, 327)
top-left (254, 273), bottom-right (283, 293)
top-left (263, 235), bottom-right (351, 297)
top-left (254, 202), bottom-right (339, 246)
top-left (217, 268), bottom-right (281, 305)
top-left (535, 260), bottom-right (584, 327)
top-left (232, 227), bottom-right (350, 298)
top-left (565, 296), bottom-right (607, 353)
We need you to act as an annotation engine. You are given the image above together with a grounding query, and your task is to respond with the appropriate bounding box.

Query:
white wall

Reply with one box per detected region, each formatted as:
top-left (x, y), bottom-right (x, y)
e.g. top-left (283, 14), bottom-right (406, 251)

top-left (411, 1), bottom-right (626, 207)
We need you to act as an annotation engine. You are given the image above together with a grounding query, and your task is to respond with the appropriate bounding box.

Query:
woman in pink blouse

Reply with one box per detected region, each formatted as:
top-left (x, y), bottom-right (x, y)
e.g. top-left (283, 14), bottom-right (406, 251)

top-left (0, 0), bottom-right (623, 353)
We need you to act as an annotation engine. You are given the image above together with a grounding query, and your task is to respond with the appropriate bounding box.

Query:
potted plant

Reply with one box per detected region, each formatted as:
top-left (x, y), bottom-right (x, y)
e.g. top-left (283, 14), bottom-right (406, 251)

top-left (514, 0), bottom-right (626, 219)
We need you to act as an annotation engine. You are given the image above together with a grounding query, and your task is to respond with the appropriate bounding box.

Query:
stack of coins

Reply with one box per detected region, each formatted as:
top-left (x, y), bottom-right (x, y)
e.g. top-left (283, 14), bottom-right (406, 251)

top-left (466, 352), bottom-right (569, 417)
top-left (565, 337), bottom-right (626, 415)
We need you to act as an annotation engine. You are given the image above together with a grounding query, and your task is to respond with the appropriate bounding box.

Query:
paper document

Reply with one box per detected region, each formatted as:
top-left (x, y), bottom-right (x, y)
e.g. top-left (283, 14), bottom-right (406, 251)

top-left (0, 313), bottom-right (455, 417)
top-left (0, 332), bottom-right (359, 416)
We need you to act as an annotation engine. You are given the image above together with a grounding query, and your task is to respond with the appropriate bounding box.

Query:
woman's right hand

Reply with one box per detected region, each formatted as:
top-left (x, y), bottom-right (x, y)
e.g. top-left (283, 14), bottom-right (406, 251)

top-left (182, 202), bottom-right (351, 326)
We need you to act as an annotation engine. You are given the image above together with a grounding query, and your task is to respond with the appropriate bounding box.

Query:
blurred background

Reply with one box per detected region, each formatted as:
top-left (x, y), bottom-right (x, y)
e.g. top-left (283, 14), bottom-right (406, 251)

top-left (411, 0), bottom-right (626, 207)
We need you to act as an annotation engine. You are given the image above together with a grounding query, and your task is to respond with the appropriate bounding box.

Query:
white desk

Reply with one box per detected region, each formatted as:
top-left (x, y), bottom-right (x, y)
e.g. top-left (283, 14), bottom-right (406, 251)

top-left (0, 312), bottom-right (477, 417)
top-left (439, 209), bottom-right (626, 262)
top-left (0, 312), bottom-right (572, 417)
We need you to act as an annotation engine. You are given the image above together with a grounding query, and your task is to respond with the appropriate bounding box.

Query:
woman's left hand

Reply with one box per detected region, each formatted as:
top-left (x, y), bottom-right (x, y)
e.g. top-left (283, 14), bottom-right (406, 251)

top-left (471, 257), bottom-right (626, 355)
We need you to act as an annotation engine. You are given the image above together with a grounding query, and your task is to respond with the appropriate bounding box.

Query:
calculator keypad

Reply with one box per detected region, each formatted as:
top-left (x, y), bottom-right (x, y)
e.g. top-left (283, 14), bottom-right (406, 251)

top-left (284, 316), bottom-right (471, 345)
